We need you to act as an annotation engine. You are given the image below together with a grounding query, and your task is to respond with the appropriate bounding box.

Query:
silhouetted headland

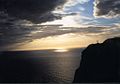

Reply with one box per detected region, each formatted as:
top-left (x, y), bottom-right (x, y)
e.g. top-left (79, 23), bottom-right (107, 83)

top-left (73, 37), bottom-right (120, 83)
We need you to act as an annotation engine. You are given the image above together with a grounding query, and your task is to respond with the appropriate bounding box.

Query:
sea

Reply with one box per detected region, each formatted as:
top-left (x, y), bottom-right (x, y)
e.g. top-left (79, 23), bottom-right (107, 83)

top-left (0, 48), bottom-right (84, 83)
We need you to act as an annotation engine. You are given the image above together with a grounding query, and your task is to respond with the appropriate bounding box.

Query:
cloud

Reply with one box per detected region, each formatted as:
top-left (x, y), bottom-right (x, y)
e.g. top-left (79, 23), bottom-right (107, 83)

top-left (65, 0), bottom-right (90, 7)
top-left (94, 0), bottom-right (120, 18)
top-left (0, 0), bottom-right (120, 51)
top-left (41, 14), bottom-right (81, 27)
top-left (0, 19), bottom-right (31, 49)
top-left (0, 14), bottom-right (120, 51)
top-left (0, 0), bottom-right (66, 23)
top-left (0, 0), bottom-right (67, 51)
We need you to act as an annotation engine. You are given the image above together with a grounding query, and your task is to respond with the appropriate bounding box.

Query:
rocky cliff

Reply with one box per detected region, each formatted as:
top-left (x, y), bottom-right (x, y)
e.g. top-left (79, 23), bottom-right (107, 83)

top-left (73, 37), bottom-right (120, 83)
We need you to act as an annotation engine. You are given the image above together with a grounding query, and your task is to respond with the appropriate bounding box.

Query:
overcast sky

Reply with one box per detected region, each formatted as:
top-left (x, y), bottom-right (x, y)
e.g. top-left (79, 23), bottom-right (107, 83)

top-left (0, 0), bottom-right (120, 51)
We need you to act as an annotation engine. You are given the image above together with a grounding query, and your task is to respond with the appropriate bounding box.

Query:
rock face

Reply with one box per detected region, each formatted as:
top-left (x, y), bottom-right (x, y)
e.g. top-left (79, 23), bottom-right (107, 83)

top-left (73, 37), bottom-right (120, 83)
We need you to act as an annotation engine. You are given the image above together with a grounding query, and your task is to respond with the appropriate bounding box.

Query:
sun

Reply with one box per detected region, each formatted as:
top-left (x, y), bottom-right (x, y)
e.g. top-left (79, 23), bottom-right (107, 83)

top-left (54, 49), bottom-right (69, 52)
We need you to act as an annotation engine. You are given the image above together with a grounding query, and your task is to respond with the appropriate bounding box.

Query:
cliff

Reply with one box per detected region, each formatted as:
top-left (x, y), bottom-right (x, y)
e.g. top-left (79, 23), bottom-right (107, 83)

top-left (73, 37), bottom-right (120, 83)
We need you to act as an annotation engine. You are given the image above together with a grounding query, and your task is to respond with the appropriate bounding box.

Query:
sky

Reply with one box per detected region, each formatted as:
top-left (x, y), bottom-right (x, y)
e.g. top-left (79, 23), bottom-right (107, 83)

top-left (0, 0), bottom-right (120, 51)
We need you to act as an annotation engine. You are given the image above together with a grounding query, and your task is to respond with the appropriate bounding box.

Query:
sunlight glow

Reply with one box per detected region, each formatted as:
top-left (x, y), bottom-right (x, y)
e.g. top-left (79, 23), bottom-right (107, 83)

top-left (13, 33), bottom-right (104, 51)
top-left (41, 15), bottom-right (81, 27)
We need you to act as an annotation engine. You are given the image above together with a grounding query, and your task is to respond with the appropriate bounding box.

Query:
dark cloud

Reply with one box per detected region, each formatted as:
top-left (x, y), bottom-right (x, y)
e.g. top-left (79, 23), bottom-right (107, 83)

top-left (0, 0), bottom-right (67, 51)
top-left (0, 12), bottom-right (111, 51)
top-left (0, 0), bottom-right (120, 51)
top-left (94, 0), bottom-right (120, 18)
top-left (0, 15), bottom-right (120, 51)
top-left (0, 0), bottom-right (66, 23)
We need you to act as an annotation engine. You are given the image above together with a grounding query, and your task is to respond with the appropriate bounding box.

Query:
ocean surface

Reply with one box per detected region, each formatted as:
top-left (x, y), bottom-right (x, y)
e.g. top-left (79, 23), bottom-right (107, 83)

top-left (0, 48), bottom-right (84, 83)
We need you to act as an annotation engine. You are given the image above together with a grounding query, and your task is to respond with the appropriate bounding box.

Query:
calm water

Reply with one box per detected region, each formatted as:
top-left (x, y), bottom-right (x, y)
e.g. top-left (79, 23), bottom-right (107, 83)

top-left (0, 48), bottom-right (84, 83)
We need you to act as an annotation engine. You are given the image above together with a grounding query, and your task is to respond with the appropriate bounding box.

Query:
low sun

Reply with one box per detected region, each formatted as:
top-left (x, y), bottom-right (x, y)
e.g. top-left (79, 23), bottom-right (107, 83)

top-left (54, 49), bottom-right (69, 52)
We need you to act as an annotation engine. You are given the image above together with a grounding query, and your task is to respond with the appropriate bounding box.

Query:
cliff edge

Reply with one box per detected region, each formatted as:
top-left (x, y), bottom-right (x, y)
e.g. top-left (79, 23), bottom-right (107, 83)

top-left (73, 37), bottom-right (120, 83)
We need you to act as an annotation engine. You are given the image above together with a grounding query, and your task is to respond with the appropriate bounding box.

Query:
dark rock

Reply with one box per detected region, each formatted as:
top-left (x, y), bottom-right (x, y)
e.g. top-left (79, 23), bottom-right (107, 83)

top-left (73, 37), bottom-right (120, 83)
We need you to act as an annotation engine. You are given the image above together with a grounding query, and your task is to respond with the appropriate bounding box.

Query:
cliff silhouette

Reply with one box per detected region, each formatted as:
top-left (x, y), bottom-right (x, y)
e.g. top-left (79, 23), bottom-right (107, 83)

top-left (73, 37), bottom-right (120, 83)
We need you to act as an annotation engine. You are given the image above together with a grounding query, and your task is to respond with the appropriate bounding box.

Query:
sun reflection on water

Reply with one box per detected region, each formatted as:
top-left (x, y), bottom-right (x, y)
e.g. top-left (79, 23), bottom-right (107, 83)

top-left (54, 49), bottom-right (69, 52)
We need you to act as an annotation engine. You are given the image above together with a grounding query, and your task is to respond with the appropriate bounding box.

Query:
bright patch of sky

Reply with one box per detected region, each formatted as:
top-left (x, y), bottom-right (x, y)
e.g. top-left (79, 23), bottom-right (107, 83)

top-left (42, 0), bottom-right (120, 27)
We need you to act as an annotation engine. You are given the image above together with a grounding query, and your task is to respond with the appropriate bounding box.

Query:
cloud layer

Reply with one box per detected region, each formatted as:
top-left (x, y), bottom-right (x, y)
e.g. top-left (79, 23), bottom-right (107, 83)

top-left (0, 0), bottom-right (67, 50)
top-left (0, 0), bottom-right (66, 23)
top-left (94, 0), bottom-right (120, 18)
top-left (0, 0), bottom-right (120, 51)
top-left (1, 13), bottom-right (120, 51)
